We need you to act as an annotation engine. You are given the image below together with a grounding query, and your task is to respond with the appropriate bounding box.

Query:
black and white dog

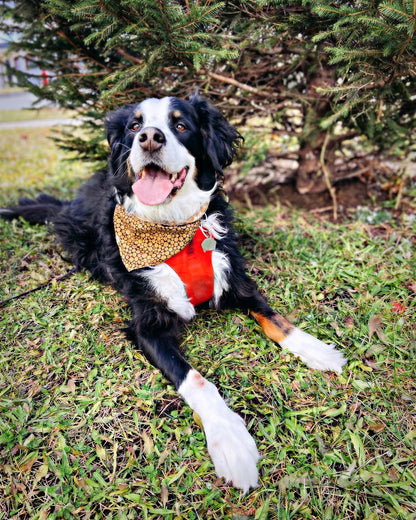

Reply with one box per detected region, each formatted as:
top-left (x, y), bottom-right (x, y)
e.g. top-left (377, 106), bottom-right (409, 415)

top-left (1, 95), bottom-right (346, 492)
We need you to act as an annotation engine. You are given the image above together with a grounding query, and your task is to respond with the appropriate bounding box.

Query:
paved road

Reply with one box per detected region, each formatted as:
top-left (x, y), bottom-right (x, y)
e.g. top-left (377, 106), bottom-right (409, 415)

top-left (0, 91), bottom-right (79, 129)
top-left (0, 90), bottom-right (52, 110)
top-left (0, 118), bottom-right (80, 129)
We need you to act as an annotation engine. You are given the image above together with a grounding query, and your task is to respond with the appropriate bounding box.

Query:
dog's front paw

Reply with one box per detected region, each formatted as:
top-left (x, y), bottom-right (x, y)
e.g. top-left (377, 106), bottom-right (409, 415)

top-left (178, 369), bottom-right (259, 492)
top-left (280, 327), bottom-right (346, 373)
top-left (203, 406), bottom-right (259, 493)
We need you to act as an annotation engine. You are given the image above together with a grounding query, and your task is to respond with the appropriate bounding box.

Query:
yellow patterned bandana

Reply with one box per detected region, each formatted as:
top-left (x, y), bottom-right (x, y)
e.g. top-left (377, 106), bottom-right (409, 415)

top-left (113, 203), bottom-right (209, 271)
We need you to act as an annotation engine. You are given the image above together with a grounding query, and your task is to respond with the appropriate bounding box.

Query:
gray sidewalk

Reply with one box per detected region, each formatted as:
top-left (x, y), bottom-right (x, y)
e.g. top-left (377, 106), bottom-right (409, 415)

top-left (0, 90), bottom-right (81, 129)
top-left (0, 118), bottom-right (80, 129)
top-left (0, 90), bottom-right (49, 110)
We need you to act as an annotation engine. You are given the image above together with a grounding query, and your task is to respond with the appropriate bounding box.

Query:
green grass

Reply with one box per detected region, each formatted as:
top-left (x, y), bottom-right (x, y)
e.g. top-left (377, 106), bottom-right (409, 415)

top-left (0, 127), bottom-right (415, 519)
top-left (0, 127), bottom-right (89, 197)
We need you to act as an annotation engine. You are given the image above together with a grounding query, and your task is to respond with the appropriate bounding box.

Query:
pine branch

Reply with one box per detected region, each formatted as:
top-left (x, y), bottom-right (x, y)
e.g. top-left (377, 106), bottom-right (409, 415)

top-left (205, 70), bottom-right (267, 96)
top-left (3, 0), bottom-right (415, 184)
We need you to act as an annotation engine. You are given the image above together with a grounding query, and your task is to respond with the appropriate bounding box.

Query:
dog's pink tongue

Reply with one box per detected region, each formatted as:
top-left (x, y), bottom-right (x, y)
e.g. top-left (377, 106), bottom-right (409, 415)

top-left (132, 167), bottom-right (173, 206)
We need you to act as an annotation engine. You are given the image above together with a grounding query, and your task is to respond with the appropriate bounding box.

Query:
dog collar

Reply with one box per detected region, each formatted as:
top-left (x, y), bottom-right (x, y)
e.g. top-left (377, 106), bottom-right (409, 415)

top-left (113, 203), bottom-right (209, 271)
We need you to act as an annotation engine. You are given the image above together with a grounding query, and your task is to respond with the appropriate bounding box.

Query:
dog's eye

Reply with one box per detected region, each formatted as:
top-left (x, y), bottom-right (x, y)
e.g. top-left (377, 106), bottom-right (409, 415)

top-left (131, 122), bottom-right (142, 131)
top-left (176, 122), bottom-right (186, 132)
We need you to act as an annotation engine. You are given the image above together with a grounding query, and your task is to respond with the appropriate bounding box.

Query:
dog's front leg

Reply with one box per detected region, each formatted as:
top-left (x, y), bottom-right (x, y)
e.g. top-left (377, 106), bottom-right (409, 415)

top-left (129, 303), bottom-right (259, 493)
top-left (220, 268), bottom-right (346, 373)
top-left (178, 369), bottom-right (259, 493)
top-left (250, 308), bottom-right (346, 373)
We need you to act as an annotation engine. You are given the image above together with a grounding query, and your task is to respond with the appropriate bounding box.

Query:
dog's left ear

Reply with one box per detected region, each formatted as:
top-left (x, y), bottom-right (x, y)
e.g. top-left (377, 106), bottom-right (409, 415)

top-left (189, 94), bottom-right (242, 176)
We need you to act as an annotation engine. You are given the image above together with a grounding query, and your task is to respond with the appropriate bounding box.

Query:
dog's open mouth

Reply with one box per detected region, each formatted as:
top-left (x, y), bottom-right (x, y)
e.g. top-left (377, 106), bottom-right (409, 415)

top-left (131, 163), bottom-right (188, 206)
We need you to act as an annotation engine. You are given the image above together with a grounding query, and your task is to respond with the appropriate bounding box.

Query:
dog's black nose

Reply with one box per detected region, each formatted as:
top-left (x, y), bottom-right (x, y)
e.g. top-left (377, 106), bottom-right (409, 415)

top-left (138, 127), bottom-right (166, 152)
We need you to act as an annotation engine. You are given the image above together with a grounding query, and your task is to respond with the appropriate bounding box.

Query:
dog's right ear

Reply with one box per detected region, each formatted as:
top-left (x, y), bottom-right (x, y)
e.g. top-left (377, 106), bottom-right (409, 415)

top-left (105, 107), bottom-right (135, 187)
top-left (105, 106), bottom-right (133, 151)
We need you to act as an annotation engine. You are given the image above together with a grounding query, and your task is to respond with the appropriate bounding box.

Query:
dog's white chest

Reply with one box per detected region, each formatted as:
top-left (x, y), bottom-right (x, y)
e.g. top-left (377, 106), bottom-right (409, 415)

top-left (139, 214), bottom-right (230, 320)
top-left (139, 249), bottom-right (230, 321)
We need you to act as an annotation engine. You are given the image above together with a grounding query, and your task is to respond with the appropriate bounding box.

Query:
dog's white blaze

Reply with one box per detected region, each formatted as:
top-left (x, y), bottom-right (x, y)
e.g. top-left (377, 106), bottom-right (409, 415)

top-left (139, 264), bottom-right (195, 321)
top-left (280, 327), bottom-right (346, 373)
top-left (137, 97), bottom-right (172, 130)
top-left (127, 96), bottom-right (216, 225)
top-left (178, 369), bottom-right (259, 493)
top-left (130, 97), bottom-right (188, 175)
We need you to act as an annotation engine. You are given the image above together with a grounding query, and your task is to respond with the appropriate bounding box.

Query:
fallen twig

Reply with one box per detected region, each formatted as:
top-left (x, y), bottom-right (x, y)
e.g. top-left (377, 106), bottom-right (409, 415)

top-left (320, 131), bottom-right (338, 219)
top-left (0, 268), bottom-right (77, 308)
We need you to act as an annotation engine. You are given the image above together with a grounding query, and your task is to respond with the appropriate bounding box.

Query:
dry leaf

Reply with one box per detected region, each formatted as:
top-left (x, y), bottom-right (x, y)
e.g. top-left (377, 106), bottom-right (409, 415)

top-left (344, 315), bottom-right (354, 328)
top-left (28, 381), bottom-right (42, 398)
top-left (369, 422), bottom-right (385, 433)
top-left (160, 485), bottom-right (169, 507)
top-left (193, 410), bottom-right (203, 428)
top-left (19, 452), bottom-right (38, 472)
top-left (142, 432), bottom-right (154, 455)
top-left (158, 450), bottom-right (169, 465)
top-left (375, 328), bottom-right (389, 345)
top-left (31, 463), bottom-right (48, 491)
top-left (368, 315), bottom-right (382, 340)
top-left (330, 321), bottom-right (342, 337)
top-left (66, 378), bottom-right (76, 394)
top-left (39, 510), bottom-right (49, 520)
top-left (74, 476), bottom-right (90, 493)
top-left (96, 445), bottom-right (107, 464)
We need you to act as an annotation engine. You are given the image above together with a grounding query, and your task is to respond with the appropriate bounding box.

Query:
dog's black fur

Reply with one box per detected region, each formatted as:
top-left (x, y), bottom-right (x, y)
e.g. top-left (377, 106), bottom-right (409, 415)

top-left (1, 95), bottom-right (345, 491)
top-left (3, 96), bottom-right (278, 384)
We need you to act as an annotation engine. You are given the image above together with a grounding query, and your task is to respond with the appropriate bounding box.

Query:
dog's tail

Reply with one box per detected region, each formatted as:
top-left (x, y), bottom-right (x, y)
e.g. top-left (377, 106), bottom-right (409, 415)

top-left (0, 194), bottom-right (66, 225)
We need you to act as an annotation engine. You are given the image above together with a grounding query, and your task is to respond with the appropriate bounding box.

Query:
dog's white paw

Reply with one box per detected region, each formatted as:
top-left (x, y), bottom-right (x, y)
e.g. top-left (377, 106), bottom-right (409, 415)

top-left (178, 369), bottom-right (259, 493)
top-left (203, 403), bottom-right (259, 493)
top-left (280, 327), bottom-right (346, 373)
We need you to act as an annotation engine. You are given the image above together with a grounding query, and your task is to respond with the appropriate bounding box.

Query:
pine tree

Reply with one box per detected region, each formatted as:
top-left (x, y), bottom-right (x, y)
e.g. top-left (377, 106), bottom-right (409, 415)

top-left (1, 0), bottom-right (415, 195)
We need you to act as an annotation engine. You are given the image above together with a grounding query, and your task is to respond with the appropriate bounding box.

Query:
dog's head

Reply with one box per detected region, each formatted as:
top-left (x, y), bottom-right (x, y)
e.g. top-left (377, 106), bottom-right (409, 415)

top-left (105, 95), bottom-right (241, 220)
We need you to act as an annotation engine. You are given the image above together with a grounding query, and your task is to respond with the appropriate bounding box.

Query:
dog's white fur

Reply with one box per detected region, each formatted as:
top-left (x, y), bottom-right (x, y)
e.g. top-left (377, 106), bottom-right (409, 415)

top-left (280, 328), bottom-right (346, 373)
top-left (178, 369), bottom-right (259, 493)
top-left (139, 263), bottom-right (195, 321)
top-left (139, 214), bottom-right (231, 320)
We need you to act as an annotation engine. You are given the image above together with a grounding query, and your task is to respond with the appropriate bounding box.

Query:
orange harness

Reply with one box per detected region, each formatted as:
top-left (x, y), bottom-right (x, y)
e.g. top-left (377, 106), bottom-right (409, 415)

top-left (165, 227), bottom-right (214, 306)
